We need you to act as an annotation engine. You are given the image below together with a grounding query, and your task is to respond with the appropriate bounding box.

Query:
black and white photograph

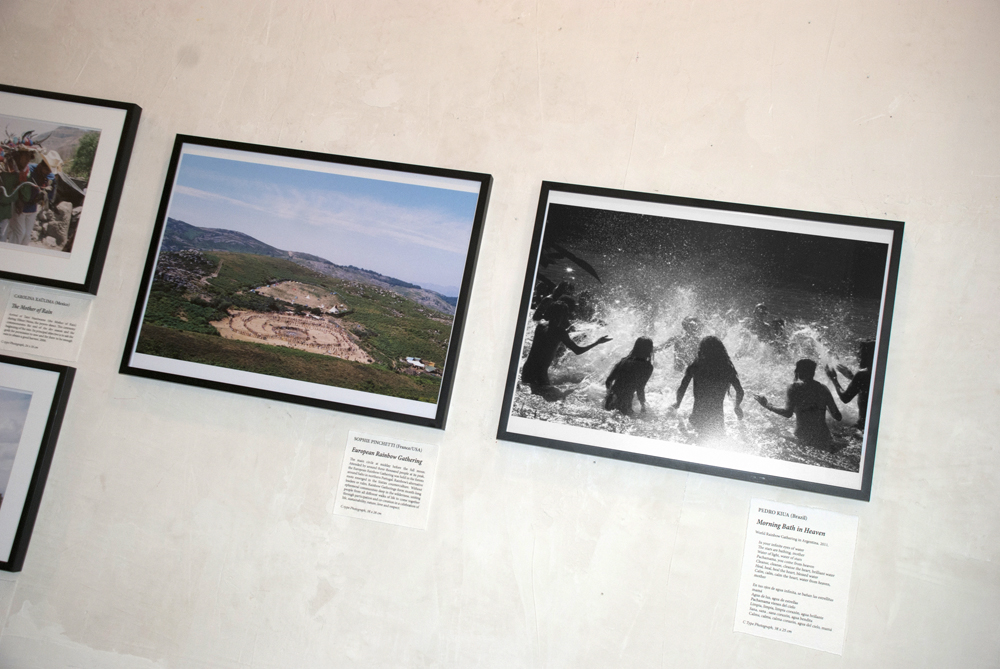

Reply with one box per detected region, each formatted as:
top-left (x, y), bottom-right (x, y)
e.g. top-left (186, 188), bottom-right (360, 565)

top-left (498, 183), bottom-right (903, 499)
top-left (0, 85), bottom-right (140, 294)
top-left (122, 136), bottom-right (491, 428)
top-left (0, 355), bottom-right (74, 571)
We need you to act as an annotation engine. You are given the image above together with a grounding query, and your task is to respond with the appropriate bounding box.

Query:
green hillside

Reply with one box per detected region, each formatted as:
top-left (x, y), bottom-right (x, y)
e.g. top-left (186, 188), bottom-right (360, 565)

top-left (204, 252), bottom-right (326, 293)
top-left (201, 252), bottom-right (453, 367)
top-left (136, 324), bottom-right (440, 402)
top-left (138, 250), bottom-right (455, 400)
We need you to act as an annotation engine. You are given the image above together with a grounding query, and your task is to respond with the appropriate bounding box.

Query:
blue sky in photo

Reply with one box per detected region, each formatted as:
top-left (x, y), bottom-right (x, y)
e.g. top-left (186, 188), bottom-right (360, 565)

top-left (167, 153), bottom-right (481, 294)
top-left (0, 113), bottom-right (98, 141)
top-left (0, 387), bottom-right (31, 496)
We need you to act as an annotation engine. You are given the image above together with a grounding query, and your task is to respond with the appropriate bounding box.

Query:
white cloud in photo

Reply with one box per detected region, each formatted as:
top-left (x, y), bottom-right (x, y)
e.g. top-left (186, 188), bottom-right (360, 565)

top-left (168, 152), bottom-right (482, 289)
top-left (174, 185), bottom-right (469, 254)
top-left (173, 183), bottom-right (471, 255)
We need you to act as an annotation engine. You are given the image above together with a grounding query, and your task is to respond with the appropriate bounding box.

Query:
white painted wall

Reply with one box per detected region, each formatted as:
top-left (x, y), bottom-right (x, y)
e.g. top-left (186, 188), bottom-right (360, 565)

top-left (1, 0), bottom-right (998, 666)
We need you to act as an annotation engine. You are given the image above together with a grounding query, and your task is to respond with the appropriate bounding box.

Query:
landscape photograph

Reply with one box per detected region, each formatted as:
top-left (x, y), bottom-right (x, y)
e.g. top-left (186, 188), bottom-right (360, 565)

top-left (127, 142), bottom-right (488, 419)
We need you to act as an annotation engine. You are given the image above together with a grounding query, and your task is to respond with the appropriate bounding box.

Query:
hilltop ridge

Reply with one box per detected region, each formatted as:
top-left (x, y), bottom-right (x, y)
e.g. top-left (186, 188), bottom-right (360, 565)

top-left (162, 218), bottom-right (457, 315)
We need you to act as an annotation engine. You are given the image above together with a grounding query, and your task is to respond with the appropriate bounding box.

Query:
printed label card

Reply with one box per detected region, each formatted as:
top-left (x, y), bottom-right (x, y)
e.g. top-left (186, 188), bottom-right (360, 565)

top-left (334, 431), bottom-right (440, 530)
top-left (0, 282), bottom-right (92, 361)
top-left (734, 498), bottom-right (859, 654)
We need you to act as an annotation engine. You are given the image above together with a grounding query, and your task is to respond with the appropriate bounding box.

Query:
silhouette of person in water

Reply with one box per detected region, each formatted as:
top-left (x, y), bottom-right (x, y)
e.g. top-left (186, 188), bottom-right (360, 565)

top-left (605, 337), bottom-right (654, 416)
top-left (756, 359), bottom-right (842, 448)
top-left (826, 339), bottom-right (875, 430)
top-left (750, 303), bottom-right (788, 351)
top-left (673, 336), bottom-right (744, 439)
top-left (521, 301), bottom-right (611, 399)
top-left (658, 316), bottom-right (703, 372)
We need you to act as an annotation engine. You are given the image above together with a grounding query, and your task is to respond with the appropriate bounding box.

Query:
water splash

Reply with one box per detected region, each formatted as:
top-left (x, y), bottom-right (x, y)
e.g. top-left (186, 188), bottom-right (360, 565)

top-left (513, 271), bottom-right (876, 472)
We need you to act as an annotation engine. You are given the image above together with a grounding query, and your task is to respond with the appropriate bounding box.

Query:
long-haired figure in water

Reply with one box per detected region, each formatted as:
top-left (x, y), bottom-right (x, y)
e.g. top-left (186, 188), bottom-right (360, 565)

top-left (756, 358), bottom-right (842, 448)
top-left (673, 335), bottom-right (745, 438)
top-left (605, 337), bottom-right (654, 416)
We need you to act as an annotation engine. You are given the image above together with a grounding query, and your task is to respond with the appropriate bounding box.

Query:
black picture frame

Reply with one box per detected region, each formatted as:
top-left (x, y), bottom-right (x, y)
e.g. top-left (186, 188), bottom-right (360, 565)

top-left (498, 182), bottom-right (903, 500)
top-left (121, 135), bottom-right (491, 429)
top-left (0, 84), bottom-right (141, 294)
top-left (0, 354), bottom-right (74, 571)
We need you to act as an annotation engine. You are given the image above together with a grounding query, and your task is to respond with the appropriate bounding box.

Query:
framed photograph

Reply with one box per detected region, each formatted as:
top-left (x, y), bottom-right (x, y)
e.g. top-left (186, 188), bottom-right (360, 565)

top-left (498, 182), bottom-right (903, 500)
top-left (0, 355), bottom-right (74, 571)
top-left (121, 135), bottom-right (491, 428)
top-left (0, 84), bottom-right (141, 294)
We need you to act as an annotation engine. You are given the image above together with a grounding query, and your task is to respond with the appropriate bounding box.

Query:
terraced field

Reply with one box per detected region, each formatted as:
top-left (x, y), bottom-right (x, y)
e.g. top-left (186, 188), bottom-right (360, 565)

top-left (137, 250), bottom-right (453, 401)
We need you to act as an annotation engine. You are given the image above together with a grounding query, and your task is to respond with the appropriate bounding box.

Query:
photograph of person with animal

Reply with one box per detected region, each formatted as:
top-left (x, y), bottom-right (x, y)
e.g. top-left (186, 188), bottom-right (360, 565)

top-left (499, 184), bottom-right (902, 498)
top-left (0, 85), bottom-right (140, 294)
top-left (0, 114), bottom-right (97, 253)
top-left (124, 138), bottom-right (490, 427)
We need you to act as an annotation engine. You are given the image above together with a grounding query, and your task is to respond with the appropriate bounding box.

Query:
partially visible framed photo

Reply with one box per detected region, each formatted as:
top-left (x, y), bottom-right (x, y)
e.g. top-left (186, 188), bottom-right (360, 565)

top-left (0, 354), bottom-right (74, 571)
top-left (498, 182), bottom-right (903, 500)
top-left (0, 84), bottom-right (141, 294)
top-left (122, 135), bottom-right (491, 428)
